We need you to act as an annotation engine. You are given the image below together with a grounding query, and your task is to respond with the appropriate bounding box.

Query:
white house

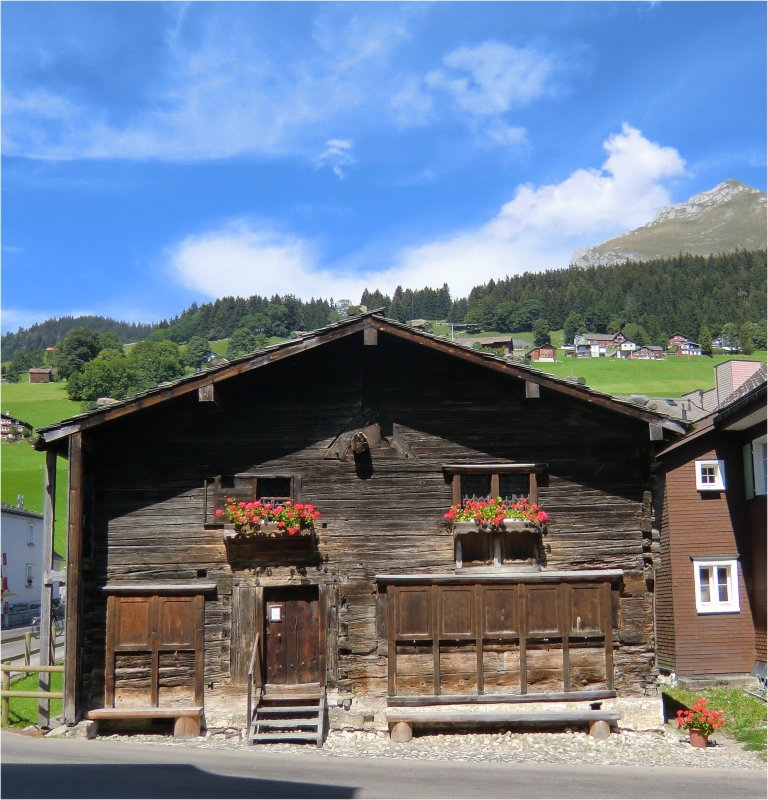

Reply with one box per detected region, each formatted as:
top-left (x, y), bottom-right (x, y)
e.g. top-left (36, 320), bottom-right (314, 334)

top-left (1, 502), bottom-right (61, 627)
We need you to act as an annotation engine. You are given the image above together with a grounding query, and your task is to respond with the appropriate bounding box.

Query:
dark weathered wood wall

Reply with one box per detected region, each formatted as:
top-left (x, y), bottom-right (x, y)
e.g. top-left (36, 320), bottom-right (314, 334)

top-left (77, 331), bottom-right (658, 710)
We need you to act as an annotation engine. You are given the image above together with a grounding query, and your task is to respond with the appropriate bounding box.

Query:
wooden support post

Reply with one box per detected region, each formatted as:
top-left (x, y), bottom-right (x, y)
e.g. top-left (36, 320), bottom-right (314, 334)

top-left (24, 633), bottom-right (31, 666)
top-left (64, 432), bottom-right (84, 725)
top-left (194, 594), bottom-right (205, 707)
top-left (590, 720), bottom-right (611, 739)
top-left (452, 474), bottom-right (461, 506)
top-left (490, 474), bottom-right (499, 499)
top-left (38, 450), bottom-right (57, 728)
top-left (528, 473), bottom-right (538, 505)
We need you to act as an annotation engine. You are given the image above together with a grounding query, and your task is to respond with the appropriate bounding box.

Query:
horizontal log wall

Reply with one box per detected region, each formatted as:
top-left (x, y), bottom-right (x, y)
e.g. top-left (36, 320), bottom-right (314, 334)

top-left (79, 331), bottom-right (657, 710)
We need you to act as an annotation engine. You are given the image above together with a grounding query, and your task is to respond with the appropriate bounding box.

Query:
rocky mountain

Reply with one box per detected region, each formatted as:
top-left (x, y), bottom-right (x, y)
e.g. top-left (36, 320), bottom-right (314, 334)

top-left (570, 180), bottom-right (767, 268)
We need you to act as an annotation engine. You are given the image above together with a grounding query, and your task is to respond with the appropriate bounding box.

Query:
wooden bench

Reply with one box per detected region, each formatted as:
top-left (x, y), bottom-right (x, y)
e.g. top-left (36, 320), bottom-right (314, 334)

top-left (85, 707), bottom-right (203, 738)
top-left (386, 709), bottom-right (621, 743)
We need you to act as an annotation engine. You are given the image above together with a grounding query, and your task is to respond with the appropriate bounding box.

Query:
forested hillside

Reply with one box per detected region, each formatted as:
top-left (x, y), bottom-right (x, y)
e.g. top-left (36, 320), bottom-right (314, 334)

top-left (3, 250), bottom-right (765, 360)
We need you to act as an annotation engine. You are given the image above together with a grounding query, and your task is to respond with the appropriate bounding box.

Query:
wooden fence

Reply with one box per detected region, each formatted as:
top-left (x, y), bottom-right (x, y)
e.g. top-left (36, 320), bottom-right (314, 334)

top-left (1, 664), bottom-right (64, 728)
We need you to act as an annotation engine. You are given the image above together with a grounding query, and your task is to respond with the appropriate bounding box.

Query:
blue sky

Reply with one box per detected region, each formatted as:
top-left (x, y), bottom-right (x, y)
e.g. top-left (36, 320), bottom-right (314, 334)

top-left (2, 2), bottom-right (766, 332)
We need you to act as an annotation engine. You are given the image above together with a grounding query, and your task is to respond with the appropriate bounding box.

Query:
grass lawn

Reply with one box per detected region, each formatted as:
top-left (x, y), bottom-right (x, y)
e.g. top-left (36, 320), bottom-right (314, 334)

top-left (2, 668), bottom-right (63, 728)
top-left (531, 352), bottom-right (767, 396)
top-left (1, 383), bottom-right (76, 555)
top-left (663, 687), bottom-right (766, 758)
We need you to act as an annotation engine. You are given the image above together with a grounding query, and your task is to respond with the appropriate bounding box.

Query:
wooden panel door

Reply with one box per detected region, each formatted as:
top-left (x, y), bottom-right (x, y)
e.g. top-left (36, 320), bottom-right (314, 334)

top-left (265, 586), bottom-right (320, 686)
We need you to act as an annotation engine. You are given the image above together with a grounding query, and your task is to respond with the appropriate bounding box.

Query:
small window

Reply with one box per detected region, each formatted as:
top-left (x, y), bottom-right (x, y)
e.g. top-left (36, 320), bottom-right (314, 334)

top-left (695, 460), bottom-right (725, 491)
top-left (26, 564), bottom-right (34, 588)
top-left (256, 477), bottom-right (293, 503)
top-left (693, 559), bottom-right (739, 613)
top-left (27, 524), bottom-right (35, 546)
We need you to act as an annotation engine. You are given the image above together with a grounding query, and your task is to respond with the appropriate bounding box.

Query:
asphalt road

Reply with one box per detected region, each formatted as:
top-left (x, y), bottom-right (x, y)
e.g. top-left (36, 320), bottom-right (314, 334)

top-left (2, 731), bottom-right (765, 799)
top-left (0, 629), bottom-right (65, 667)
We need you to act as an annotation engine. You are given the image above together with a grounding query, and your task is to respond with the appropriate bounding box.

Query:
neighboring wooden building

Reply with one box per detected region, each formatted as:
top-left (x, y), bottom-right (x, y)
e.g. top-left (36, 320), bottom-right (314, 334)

top-left (630, 346), bottom-right (665, 360)
top-left (525, 344), bottom-right (557, 362)
top-left (32, 314), bottom-right (686, 734)
top-left (29, 368), bottom-right (53, 383)
top-left (1, 414), bottom-right (31, 442)
top-left (656, 366), bottom-right (767, 677)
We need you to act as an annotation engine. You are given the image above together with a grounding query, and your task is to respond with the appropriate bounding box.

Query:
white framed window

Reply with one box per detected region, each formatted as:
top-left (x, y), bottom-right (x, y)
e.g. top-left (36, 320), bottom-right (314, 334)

top-left (695, 459), bottom-right (726, 491)
top-left (693, 559), bottom-right (740, 613)
top-left (25, 564), bottom-right (34, 588)
top-left (27, 524), bottom-right (35, 546)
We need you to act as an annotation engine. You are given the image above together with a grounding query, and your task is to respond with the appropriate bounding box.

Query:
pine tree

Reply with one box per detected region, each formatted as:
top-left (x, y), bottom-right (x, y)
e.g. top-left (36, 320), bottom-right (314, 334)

top-left (699, 324), bottom-right (713, 357)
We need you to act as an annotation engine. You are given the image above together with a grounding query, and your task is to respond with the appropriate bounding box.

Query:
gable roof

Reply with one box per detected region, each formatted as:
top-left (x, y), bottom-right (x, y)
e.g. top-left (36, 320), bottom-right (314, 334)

top-left (33, 312), bottom-right (687, 449)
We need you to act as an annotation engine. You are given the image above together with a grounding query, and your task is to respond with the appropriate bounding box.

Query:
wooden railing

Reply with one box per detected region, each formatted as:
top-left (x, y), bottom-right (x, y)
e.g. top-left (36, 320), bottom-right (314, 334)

top-left (246, 633), bottom-right (262, 731)
top-left (1, 630), bottom-right (65, 667)
top-left (1, 664), bottom-right (64, 727)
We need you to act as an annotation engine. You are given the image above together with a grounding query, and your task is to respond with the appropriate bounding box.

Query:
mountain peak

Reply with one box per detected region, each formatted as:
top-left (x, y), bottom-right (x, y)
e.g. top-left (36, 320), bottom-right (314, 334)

top-left (570, 180), bottom-right (767, 268)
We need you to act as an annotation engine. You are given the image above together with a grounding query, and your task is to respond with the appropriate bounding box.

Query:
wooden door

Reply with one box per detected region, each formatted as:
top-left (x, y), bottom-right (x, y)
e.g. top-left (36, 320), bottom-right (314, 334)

top-left (264, 586), bottom-right (320, 686)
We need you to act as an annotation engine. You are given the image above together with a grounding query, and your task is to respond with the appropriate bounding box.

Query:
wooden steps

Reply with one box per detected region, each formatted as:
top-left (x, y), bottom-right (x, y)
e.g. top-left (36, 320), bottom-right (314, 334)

top-left (248, 689), bottom-right (325, 746)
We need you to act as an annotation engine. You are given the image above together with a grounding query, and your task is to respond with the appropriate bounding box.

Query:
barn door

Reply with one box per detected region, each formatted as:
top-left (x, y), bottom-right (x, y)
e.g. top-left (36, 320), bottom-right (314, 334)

top-left (264, 586), bottom-right (321, 686)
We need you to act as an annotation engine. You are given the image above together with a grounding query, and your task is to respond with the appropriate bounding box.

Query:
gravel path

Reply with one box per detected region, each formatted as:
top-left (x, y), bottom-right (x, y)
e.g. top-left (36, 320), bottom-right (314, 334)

top-left (89, 726), bottom-right (765, 770)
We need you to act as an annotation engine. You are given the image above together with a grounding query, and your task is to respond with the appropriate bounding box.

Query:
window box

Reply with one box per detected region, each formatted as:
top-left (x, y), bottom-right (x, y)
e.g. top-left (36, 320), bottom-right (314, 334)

top-left (693, 558), bottom-right (740, 614)
top-left (695, 460), bottom-right (726, 491)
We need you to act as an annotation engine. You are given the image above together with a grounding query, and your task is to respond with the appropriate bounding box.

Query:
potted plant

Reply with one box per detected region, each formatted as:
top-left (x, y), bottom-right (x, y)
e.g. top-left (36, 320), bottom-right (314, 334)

top-left (444, 497), bottom-right (548, 534)
top-left (676, 698), bottom-right (724, 748)
top-left (216, 497), bottom-right (320, 538)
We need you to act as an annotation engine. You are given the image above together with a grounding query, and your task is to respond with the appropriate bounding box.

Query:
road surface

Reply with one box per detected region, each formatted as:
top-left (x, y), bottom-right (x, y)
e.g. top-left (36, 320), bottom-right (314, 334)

top-left (2, 730), bottom-right (765, 799)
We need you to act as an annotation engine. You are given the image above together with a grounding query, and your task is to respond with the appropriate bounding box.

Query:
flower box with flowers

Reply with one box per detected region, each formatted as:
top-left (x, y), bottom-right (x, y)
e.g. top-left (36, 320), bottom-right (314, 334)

top-left (444, 498), bottom-right (548, 534)
top-left (216, 498), bottom-right (320, 539)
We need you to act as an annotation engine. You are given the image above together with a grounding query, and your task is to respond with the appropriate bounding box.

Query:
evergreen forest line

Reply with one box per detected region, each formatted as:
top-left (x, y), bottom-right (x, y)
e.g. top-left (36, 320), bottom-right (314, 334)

top-left (2, 250), bottom-right (765, 364)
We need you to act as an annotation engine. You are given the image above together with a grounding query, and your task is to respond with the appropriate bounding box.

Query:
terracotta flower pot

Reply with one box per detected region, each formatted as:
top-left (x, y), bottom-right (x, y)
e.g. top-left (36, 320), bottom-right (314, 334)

top-left (689, 729), bottom-right (709, 748)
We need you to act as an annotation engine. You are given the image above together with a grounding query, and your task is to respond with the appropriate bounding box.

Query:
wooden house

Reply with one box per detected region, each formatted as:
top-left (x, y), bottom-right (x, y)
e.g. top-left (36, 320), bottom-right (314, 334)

top-left (525, 344), bottom-right (557, 363)
top-left (29, 368), bottom-right (53, 383)
top-left (656, 367), bottom-right (766, 679)
top-left (33, 313), bottom-right (687, 739)
top-left (630, 346), bottom-right (665, 361)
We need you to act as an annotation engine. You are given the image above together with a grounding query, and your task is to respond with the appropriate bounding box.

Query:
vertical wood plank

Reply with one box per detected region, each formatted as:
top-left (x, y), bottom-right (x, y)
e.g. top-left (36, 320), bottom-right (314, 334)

top-left (150, 597), bottom-right (160, 707)
top-left (490, 474), bottom-right (499, 499)
top-left (602, 582), bottom-right (614, 690)
top-left (318, 583), bottom-right (328, 688)
top-left (327, 584), bottom-right (339, 685)
top-left (195, 594), bottom-right (205, 706)
top-left (294, 474), bottom-right (303, 503)
top-left (231, 584), bottom-right (258, 684)
top-left (452, 474), bottom-right (461, 506)
top-left (38, 450), bottom-right (57, 727)
top-left (562, 584), bottom-right (570, 692)
top-left (475, 584), bottom-right (484, 696)
top-left (529, 474), bottom-right (538, 505)
top-left (387, 586), bottom-right (396, 697)
top-left (432, 584), bottom-right (440, 696)
top-left (202, 479), bottom-right (208, 524)
top-left (64, 432), bottom-right (84, 725)
top-left (105, 595), bottom-right (116, 707)
top-left (518, 584), bottom-right (527, 694)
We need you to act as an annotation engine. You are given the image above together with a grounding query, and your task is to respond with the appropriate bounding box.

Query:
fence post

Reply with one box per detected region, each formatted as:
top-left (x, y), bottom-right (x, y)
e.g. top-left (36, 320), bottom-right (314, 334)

top-left (24, 633), bottom-right (31, 667)
top-left (39, 448), bottom-right (58, 729)
top-left (1, 670), bottom-right (9, 726)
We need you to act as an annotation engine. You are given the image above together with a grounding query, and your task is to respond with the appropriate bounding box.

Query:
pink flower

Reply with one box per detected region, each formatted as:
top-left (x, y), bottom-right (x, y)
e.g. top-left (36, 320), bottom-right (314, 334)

top-left (215, 509), bottom-right (223, 517)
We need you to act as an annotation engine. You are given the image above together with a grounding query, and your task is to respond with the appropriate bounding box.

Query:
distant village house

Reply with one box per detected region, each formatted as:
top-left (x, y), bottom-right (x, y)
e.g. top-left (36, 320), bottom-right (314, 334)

top-left (29, 368), bottom-right (53, 383)
top-left (525, 343), bottom-right (557, 362)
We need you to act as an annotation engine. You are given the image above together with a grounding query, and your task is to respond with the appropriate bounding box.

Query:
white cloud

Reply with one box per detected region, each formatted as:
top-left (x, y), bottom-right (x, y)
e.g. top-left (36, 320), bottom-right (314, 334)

top-left (426, 41), bottom-right (553, 116)
top-left (168, 125), bottom-right (685, 302)
top-left (314, 139), bottom-right (357, 178)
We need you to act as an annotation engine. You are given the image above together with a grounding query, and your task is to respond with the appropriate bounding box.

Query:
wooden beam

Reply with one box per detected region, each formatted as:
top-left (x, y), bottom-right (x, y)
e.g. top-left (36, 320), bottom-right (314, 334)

top-left (364, 326), bottom-right (378, 346)
top-left (443, 463), bottom-right (545, 475)
top-left (64, 432), bottom-right (84, 725)
top-left (525, 381), bottom-right (540, 399)
top-left (387, 690), bottom-right (617, 706)
top-left (198, 384), bottom-right (220, 407)
top-left (38, 450), bottom-right (57, 727)
top-left (649, 423), bottom-right (664, 441)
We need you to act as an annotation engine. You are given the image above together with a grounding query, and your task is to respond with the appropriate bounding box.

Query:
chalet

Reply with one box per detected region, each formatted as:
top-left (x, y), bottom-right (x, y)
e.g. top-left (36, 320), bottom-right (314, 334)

top-left (617, 339), bottom-right (638, 360)
top-left (656, 366), bottom-right (766, 681)
top-left (630, 346), bottom-right (665, 360)
top-left (29, 368), bottom-right (53, 384)
top-left (667, 335), bottom-right (702, 357)
top-left (455, 336), bottom-right (529, 356)
top-left (1, 414), bottom-right (31, 442)
top-left (32, 313), bottom-right (687, 740)
top-left (525, 344), bottom-right (557, 363)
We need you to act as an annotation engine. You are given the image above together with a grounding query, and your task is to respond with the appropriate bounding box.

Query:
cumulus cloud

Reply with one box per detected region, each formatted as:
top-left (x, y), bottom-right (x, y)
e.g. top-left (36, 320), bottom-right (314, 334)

top-left (426, 41), bottom-right (553, 116)
top-left (168, 126), bottom-right (685, 302)
top-left (314, 139), bottom-right (357, 178)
